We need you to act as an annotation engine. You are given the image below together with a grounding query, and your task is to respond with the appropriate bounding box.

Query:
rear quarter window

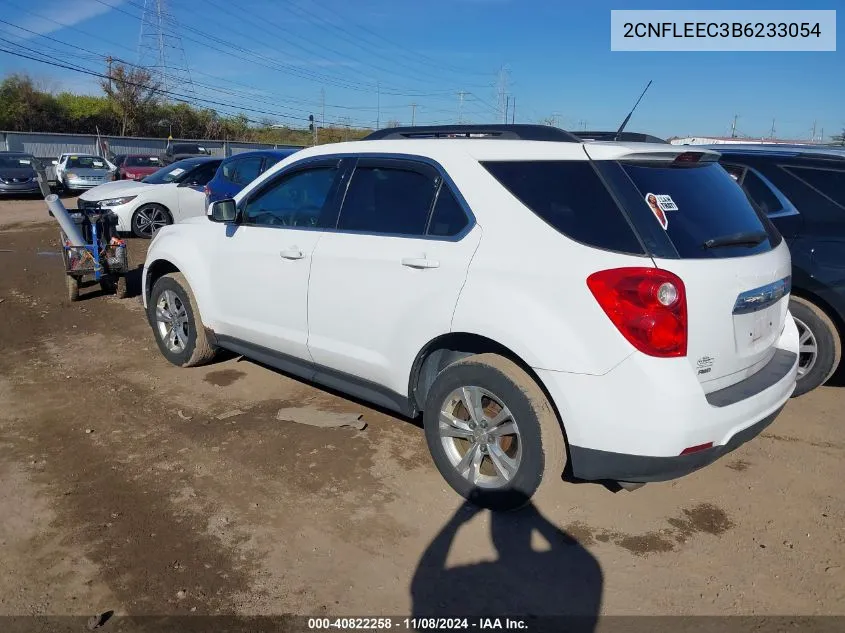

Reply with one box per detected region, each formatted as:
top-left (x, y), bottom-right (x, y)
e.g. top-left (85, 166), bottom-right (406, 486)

top-left (621, 161), bottom-right (779, 258)
top-left (481, 161), bottom-right (644, 254)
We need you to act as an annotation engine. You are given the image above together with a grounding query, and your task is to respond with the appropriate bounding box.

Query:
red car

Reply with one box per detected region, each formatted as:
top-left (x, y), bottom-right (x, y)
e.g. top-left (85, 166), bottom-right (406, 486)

top-left (115, 154), bottom-right (163, 181)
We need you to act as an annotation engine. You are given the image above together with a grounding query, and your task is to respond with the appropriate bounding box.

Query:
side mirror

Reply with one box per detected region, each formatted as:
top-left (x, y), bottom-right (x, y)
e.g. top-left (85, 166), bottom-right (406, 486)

top-left (51, 160), bottom-right (58, 165)
top-left (208, 199), bottom-right (237, 223)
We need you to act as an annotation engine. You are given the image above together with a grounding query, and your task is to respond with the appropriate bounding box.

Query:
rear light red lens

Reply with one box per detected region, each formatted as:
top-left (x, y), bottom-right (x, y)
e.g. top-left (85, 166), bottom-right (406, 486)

top-left (674, 152), bottom-right (703, 163)
top-left (680, 442), bottom-right (713, 455)
top-left (587, 267), bottom-right (688, 357)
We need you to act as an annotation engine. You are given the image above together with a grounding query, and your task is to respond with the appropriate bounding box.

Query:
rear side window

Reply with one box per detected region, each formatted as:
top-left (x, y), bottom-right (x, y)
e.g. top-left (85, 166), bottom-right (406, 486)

top-left (740, 170), bottom-right (784, 216)
top-left (621, 162), bottom-right (777, 258)
top-left (482, 161), bottom-right (643, 254)
top-left (784, 166), bottom-right (845, 209)
top-left (234, 157), bottom-right (263, 185)
top-left (428, 186), bottom-right (468, 237)
top-left (338, 165), bottom-right (437, 236)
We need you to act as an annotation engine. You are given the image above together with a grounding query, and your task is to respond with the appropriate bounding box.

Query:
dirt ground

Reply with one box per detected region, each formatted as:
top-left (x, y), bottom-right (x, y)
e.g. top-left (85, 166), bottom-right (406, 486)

top-left (0, 197), bottom-right (843, 626)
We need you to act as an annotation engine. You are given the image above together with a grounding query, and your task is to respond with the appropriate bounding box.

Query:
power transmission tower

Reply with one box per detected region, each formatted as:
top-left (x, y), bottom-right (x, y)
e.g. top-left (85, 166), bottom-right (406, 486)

top-left (811, 119), bottom-right (817, 142)
top-left (731, 114), bottom-right (738, 138)
top-left (769, 118), bottom-right (776, 139)
top-left (137, 0), bottom-right (196, 101)
top-left (496, 66), bottom-right (510, 124)
top-left (410, 103), bottom-right (417, 126)
top-left (457, 91), bottom-right (466, 124)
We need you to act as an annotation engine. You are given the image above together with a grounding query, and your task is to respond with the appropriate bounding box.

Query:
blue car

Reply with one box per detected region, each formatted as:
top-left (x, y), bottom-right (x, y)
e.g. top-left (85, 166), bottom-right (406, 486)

top-left (205, 148), bottom-right (299, 206)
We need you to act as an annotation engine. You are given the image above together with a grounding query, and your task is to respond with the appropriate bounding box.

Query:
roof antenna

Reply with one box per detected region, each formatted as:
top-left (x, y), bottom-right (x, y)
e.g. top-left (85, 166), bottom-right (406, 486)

top-left (614, 80), bottom-right (653, 141)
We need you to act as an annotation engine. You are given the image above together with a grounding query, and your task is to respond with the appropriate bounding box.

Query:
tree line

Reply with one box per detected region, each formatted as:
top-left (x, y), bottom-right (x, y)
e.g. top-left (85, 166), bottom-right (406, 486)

top-left (0, 65), bottom-right (371, 146)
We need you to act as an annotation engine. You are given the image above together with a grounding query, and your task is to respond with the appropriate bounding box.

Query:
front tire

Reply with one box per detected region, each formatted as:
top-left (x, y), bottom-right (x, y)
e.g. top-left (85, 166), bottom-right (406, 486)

top-left (790, 296), bottom-right (841, 397)
top-left (147, 272), bottom-right (215, 367)
top-left (423, 353), bottom-right (566, 511)
top-left (131, 204), bottom-right (172, 239)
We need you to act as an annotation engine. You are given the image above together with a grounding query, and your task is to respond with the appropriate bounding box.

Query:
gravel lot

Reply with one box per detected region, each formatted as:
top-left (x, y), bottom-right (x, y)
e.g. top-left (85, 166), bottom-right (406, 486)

top-left (0, 197), bottom-right (843, 626)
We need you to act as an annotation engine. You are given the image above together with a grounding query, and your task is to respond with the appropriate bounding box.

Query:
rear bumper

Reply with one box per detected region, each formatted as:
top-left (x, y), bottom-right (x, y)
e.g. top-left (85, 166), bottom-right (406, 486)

top-left (569, 406), bottom-right (783, 482)
top-left (537, 312), bottom-right (799, 483)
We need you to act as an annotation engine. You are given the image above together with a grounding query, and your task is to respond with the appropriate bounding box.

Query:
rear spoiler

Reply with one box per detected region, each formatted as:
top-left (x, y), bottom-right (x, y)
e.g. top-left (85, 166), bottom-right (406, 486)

top-left (619, 150), bottom-right (720, 164)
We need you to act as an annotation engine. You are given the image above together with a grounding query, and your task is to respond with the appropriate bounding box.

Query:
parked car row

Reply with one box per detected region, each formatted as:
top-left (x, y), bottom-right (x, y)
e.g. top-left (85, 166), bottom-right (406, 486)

top-left (138, 124), bottom-right (807, 510)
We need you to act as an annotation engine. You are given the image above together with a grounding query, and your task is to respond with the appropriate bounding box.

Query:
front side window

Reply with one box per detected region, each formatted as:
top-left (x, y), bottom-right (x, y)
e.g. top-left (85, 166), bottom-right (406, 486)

top-left (338, 165), bottom-right (438, 235)
top-left (785, 166), bottom-right (845, 209)
top-left (184, 161), bottom-right (221, 186)
top-left (243, 166), bottom-right (338, 228)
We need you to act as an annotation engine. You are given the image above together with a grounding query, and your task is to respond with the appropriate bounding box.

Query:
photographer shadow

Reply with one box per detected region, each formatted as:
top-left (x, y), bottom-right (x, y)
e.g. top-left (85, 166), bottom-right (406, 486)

top-left (411, 496), bottom-right (602, 633)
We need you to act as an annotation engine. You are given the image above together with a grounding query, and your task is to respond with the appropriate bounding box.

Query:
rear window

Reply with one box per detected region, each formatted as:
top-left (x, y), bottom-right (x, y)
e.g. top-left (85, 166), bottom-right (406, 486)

top-left (482, 161), bottom-right (643, 254)
top-left (621, 161), bottom-right (777, 258)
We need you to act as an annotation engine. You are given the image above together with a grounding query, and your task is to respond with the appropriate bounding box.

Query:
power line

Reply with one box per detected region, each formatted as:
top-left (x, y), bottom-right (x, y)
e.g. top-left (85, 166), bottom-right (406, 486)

top-left (0, 44), bottom-right (365, 128)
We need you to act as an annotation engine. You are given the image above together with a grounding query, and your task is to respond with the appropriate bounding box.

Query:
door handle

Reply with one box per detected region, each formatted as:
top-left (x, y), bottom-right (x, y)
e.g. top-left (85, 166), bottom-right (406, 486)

top-left (401, 257), bottom-right (439, 269)
top-left (280, 248), bottom-right (305, 260)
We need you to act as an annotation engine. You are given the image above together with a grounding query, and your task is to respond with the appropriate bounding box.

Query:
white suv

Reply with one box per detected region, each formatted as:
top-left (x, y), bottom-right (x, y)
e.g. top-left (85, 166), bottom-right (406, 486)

top-left (142, 125), bottom-right (799, 510)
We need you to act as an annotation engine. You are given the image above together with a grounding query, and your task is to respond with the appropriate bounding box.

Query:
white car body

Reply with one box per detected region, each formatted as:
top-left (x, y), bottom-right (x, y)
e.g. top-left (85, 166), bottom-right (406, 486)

top-left (142, 132), bottom-right (799, 495)
top-left (78, 158), bottom-right (220, 237)
top-left (55, 153), bottom-right (115, 191)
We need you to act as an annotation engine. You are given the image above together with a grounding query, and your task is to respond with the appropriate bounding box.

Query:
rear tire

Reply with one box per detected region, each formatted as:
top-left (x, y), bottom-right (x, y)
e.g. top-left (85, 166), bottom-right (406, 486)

top-left (66, 275), bottom-right (80, 302)
top-left (147, 272), bottom-right (215, 367)
top-left (423, 353), bottom-right (566, 511)
top-left (790, 296), bottom-right (841, 397)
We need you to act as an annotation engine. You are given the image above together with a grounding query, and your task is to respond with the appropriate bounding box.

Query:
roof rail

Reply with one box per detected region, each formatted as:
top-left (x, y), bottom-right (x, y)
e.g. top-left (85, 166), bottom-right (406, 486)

top-left (362, 124), bottom-right (581, 142)
top-left (572, 131), bottom-right (669, 144)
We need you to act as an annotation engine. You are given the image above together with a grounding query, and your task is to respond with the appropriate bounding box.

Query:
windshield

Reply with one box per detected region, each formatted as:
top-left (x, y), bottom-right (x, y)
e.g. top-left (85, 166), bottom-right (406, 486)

top-left (620, 161), bottom-right (779, 258)
top-left (125, 155), bottom-right (160, 168)
top-left (0, 156), bottom-right (36, 170)
top-left (142, 159), bottom-right (202, 184)
top-left (171, 144), bottom-right (206, 155)
top-left (67, 156), bottom-right (108, 170)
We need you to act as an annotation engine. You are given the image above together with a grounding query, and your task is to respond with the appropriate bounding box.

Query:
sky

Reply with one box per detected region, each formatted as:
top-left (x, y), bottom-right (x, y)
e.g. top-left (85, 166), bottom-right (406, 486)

top-left (0, 0), bottom-right (842, 140)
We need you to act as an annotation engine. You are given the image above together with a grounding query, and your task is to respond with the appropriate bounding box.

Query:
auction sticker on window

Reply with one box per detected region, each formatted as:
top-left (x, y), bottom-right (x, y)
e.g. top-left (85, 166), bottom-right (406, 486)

top-left (644, 193), bottom-right (677, 229)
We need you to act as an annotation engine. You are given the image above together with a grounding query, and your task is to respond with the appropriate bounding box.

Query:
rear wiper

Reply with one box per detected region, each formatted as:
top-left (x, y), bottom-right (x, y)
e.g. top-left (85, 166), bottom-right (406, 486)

top-left (702, 231), bottom-right (767, 249)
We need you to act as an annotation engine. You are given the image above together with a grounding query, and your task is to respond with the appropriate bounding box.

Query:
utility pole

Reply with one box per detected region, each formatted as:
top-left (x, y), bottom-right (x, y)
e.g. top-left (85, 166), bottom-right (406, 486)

top-left (511, 97), bottom-right (515, 124)
top-left (105, 55), bottom-right (114, 90)
top-left (376, 81), bottom-right (381, 129)
top-left (505, 96), bottom-right (510, 124)
top-left (811, 119), bottom-right (817, 142)
top-left (320, 87), bottom-right (325, 131)
top-left (410, 103), bottom-right (417, 126)
top-left (457, 91), bottom-right (466, 124)
top-left (731, 114), bottom-right (738, 138)
top-left (770, 118), bottom-right (776, 139)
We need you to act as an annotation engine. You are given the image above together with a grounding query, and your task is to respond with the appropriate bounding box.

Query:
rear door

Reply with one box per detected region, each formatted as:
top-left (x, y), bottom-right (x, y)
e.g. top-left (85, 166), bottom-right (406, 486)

top-left (306, 157), bottom-right (481, 394)
top-left (595, 153), bottom-right (792, 392)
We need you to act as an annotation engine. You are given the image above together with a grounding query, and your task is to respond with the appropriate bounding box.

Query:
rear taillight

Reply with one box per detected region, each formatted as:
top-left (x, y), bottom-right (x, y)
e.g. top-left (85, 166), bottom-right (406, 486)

top-left (587, 267), bottom-right (687, 358)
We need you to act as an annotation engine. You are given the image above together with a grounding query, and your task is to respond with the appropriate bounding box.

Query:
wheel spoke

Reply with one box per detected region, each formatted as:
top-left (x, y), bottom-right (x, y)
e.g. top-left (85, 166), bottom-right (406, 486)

top-left (460, 386), bottom-right (484, 424)
top-left (155, 306), bottom-right (173, 323)
top-left (800, 344), bottom-right (816, 354)
top-left (488, 420), bottom-right (517, 438)
top-left (174, 325), bottom-right (186, 349)
top-left (799, 329), bottom-right (812, 344)
top-left (470, 444), bottom-right (484, 484)
top-left (455, 442), bottom-right (479, 477)
top-left (439, 412), bottom-right (474, 439)
top-left (488, 443), bottom-right (518, 481)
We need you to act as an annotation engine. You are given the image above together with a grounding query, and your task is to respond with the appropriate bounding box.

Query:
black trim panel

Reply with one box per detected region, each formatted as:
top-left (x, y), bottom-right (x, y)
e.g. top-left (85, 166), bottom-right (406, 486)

top-left (569, 406), bottom-right (784, 483)
top-left (705, 348), bottom-right (796, 408)
top-left (214, 334), bottom-right (415, 417)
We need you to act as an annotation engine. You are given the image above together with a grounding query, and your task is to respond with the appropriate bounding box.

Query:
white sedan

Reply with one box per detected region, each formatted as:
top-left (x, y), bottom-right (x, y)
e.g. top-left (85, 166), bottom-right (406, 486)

top-left (77, 157), bottom-right (221, 238)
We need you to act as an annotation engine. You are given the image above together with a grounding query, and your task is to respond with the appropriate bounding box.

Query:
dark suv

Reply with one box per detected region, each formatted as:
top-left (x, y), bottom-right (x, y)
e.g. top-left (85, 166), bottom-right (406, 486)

top-left (716, 145), bottom-right (845, 396)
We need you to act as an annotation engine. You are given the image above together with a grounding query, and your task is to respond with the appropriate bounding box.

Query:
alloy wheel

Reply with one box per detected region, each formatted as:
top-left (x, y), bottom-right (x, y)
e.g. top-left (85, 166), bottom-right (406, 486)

top-left (794, 316), bottom-right (818, 378)
top-left (438, 386), bottom-right (522, 489)
top-left (155, 289), bottom-right (189, 353)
